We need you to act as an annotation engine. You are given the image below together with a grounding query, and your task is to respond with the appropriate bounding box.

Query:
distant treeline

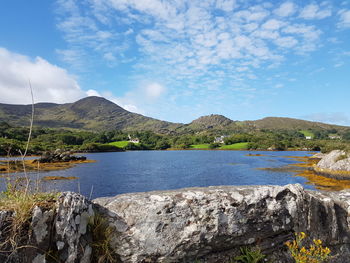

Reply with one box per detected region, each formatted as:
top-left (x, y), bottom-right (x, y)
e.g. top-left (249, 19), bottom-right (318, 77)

top-left (0, 121), bottom-right (350, 155)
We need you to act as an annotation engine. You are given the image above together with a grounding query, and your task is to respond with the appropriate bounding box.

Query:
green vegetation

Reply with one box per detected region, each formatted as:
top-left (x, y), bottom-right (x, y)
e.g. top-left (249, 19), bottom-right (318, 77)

top-left (190, 144), bottom-right (211, 149)
top-left (0, 183), bottom-right (59, 259)
top-left (108, 141), bottom-right (131, 148)
top-left (219, 142), bottom-right (249, 150)
top-left (0, 121), bottom-right (350, 155)
top-left (300, 130), bottom-right (314, 138)
top-left (233, 247), bottom-right (266, 263)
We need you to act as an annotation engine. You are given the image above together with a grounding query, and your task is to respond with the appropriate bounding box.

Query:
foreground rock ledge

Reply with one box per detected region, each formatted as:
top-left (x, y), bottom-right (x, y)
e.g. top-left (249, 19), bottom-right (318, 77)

top-left (2, 184), bottom-right (350, 262)
top-left (93, 184), bottom-right (350, 263)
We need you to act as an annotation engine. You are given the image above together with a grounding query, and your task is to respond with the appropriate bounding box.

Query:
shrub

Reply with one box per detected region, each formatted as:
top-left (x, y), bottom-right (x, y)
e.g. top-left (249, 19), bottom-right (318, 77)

top-left (286, 232), bottom-right (331, 263)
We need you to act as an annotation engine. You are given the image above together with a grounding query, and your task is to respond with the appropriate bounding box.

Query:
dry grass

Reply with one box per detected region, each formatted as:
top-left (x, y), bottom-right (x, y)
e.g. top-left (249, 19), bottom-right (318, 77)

top-left (89, 213), bottom-right (118, 263)
top-left (0, 187), bottom-right (59, 257)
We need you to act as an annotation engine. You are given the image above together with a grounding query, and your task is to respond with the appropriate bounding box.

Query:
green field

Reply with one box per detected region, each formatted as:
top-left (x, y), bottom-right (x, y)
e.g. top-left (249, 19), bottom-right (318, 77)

top-left (190, 144), bottom-right (211, 149)
top-left (108, 141), bottom-right (131, 148)
top-left (300, 130), bottom-right (314, 138)
top-left (219, 142), bottom-right (249, 150)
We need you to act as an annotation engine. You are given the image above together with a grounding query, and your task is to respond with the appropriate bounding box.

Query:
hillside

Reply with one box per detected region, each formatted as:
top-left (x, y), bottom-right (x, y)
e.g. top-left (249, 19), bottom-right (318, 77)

top-left (0, 96), bottom-right (181, 133)
top-left (0, 97), bottom-right (348, 133)
top-left (242, 117), bottom-right (348, 131)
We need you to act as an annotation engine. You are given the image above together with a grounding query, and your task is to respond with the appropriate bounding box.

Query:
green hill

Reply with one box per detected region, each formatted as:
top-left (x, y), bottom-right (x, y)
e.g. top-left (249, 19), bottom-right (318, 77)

top-left (0, 96), bottom-right (181, 133)
top-left (0, 97), bottom-right (348, 134)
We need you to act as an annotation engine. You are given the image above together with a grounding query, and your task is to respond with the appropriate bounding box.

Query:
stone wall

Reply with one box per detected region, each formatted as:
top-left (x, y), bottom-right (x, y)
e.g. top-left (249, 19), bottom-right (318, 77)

top-left (2, 184), bottom-right (350, 262)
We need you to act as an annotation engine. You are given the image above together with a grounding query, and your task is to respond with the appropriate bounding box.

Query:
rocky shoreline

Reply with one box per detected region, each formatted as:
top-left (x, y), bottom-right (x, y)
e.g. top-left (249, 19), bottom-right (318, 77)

top-left (2, 184), bottom-right (350, 262)
top-left (313, 150), bottom-right (350, 179)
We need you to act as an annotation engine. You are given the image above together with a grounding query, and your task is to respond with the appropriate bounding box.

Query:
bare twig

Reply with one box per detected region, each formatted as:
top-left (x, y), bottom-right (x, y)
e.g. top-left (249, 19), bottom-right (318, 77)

top-left (20, 80), bottom-right (35, 194)
top-left (23, 80), bottom-right (35, 158)
top-left (89, 185), bottom-right (94, 200)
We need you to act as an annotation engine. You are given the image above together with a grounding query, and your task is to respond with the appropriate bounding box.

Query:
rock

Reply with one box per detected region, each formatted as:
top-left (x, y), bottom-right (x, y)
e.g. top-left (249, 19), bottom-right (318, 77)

top-left (34, 151), bottom-right (87, 163)
top-left (311, 152), bottom-right (326, 159)
top-left (316, 150), bottom-right (350, 173)
top-left (0, 192), bottom-right (94, 263)
top-left (3, 185), bottom-right (350, 262)
top-left (54, 192), bottom-right (94, 263)
top-left (93, 184), bottom-right (350, 263)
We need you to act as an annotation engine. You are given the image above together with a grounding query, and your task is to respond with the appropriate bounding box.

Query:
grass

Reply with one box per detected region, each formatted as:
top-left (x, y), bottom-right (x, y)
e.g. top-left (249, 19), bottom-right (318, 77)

top-left (108, 141), bottom-right (133, 148)
top-left (219, 142), bottom-right (249, 150)
top-left (300, 130), bottom-right (314, 138)
top-left (89, 213), bottom-right (117, 263)
top-left (0, 186), bottom-right (59, 256)
top-left (190, 144), bottom-right (210, 149)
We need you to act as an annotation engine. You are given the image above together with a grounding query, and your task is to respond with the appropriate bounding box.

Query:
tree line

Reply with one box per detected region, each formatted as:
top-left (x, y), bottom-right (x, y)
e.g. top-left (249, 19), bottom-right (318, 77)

top-left (0, 121), bottom-right (349, 155)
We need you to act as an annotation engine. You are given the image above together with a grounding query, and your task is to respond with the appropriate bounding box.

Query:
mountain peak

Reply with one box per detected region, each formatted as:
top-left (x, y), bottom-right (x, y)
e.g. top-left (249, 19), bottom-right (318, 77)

top-left (189, 114), bottom-right (234, 129)
top-left (74, 96), bottom-right (116, 105)
top-left (191, 114), bottom-right (233, 124)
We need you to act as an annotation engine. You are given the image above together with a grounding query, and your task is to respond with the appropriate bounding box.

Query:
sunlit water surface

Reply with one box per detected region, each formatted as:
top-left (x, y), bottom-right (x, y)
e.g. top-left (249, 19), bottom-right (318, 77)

top-left (1, 151), bottom-right (314, 199)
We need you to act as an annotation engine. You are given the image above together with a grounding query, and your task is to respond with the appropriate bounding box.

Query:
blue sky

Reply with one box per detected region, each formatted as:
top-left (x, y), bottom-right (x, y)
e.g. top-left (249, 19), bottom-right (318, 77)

top-left (0, 0), bottom-right (349, 125)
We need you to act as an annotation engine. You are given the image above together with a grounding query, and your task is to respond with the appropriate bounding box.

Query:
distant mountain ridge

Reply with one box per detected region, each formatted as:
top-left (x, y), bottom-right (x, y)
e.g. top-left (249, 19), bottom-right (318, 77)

top-left (0, 96), bottom-right (348, 133)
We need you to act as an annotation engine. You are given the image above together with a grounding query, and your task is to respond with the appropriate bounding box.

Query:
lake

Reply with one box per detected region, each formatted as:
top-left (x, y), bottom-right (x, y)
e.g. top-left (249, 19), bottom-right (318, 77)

top-left (2, 150), bottom-right (318, 199)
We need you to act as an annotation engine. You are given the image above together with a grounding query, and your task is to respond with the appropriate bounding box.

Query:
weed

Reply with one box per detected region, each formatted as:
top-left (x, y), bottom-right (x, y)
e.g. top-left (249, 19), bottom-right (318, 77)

top-left (89, 212), bottom-right (118, 263)
top-left (286, 232), bottom-right (331, 263)
top-left (233, 246), bottom-right (266, 263)
top-left (0, 185), bottom-right (58, 258)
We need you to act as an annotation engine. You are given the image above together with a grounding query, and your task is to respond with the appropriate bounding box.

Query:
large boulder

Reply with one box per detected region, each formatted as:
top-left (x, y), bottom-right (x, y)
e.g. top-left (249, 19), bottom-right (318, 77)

top-left (93, 184), bottom-right (350, 263)
top-left (316, 150), bottom-right (350, 173)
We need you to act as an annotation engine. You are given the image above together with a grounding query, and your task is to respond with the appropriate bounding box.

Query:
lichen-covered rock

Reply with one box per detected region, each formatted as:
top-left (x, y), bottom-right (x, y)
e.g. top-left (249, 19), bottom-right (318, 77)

top-left (317, 150), bottom-right (350, 172)
top-left (0, 192), bottom-right (94, 263)
top-left (2, 185), bottom-right (350, 262)
top-left (93, 184), bottom-right (350, 263)
top-left (54, 192), bottom-right (94, 263)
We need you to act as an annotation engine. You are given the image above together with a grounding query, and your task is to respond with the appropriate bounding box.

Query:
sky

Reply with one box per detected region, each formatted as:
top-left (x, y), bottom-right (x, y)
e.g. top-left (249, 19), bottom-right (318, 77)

top-left (0, 0), bottom-right (349, 125)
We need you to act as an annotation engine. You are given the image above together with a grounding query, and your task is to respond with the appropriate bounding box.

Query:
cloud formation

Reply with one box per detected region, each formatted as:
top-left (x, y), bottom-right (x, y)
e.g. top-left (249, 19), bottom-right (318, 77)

top-left (338, 9), bottom-right (350, 28)
top-left (0, 47), bottom-right (87, 104)
top-left (56, 0), bottom-right (332, 84)
top-left (52, 0), bottom-right (350, 122)
top-left (303, 112), bottom-right (350, 126)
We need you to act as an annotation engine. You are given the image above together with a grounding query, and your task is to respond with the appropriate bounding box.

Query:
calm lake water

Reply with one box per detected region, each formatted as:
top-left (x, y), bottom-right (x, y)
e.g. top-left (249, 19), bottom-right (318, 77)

top-left (3, 150), bottom-right (315, 199)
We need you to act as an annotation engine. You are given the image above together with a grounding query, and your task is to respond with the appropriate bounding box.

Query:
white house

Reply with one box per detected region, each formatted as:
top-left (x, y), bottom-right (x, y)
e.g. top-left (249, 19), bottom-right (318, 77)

top-left (128, 134), bottom-right (140, 144)
top-left (214, 135), bottom-right (227, 144)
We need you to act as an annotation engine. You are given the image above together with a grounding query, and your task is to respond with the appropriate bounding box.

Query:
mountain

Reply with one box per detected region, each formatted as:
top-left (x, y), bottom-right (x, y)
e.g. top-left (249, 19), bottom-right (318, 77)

top-left (0, 96), bottom-right (181, 133)
top-left (178, 114), bottom-right (237, 133)
top-left (241, 117), bottom-right (348, 131)
top-left (0, 96), bottom-right (348, 133)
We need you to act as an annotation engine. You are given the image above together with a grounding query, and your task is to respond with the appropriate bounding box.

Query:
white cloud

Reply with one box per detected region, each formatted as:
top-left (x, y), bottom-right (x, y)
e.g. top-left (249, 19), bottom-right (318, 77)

top-left (86, 89), bottom-right (101, 97)
top-left (144, 82), bottom-right (165, 99)
top-left (303, 112), bottom-right (350, 125)
top-left (274, 2), bottom-right (296, 17)
top-left (299, 4), bottom-right (331, 20)
top-left (55, 0), bottom-right (329, 103)
top-left (0, 47), bottom-right (87, 104)
top-left (337, 9), bottom-right (350, 28)
top-left (215, 0), bottom-right (236, 12)
top-left (275, 36), bottom-right (298, 48)
top-left (262, 19), bottom-right (285, 30)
